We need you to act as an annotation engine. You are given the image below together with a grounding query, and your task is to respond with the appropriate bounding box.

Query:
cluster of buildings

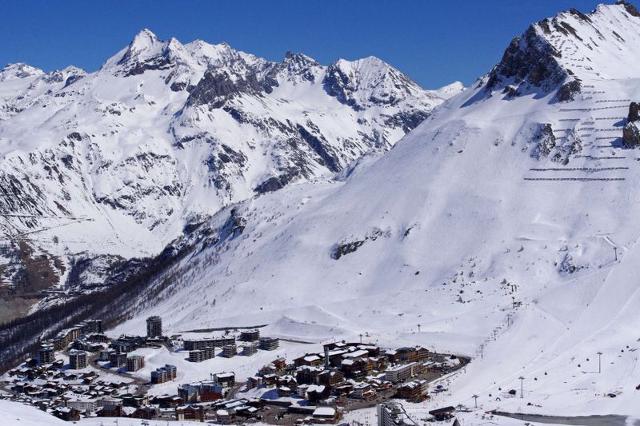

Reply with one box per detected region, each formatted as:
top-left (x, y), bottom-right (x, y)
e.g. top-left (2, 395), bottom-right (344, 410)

top-left (214, 342), bottom-right (466, 424)
top-left (2, 313), bottom-right (468, 424)
top-left (183, 330), bottom-right (279, 363)
top-left (3, 359), bottom-right (138, 422)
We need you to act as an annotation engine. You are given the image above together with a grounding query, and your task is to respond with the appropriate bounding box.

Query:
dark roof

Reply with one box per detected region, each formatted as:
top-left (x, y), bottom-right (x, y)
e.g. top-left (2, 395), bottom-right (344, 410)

top-left (429, 406), bottom-right (456, 415)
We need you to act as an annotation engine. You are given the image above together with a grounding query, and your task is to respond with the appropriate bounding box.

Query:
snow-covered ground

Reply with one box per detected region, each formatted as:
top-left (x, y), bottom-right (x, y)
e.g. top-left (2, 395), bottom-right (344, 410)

top-left (112, 2), bottom-right (640, 420)
top-left (6, 1), bottom-right (640, 424)
top-left (0, 400), bottom-right (67, 425)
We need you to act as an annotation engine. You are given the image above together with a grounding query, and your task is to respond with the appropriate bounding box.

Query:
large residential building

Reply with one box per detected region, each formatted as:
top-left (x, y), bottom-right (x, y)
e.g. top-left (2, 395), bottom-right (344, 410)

top-left (221, 345), bottom-right (237, 358)
top-left (183, 336), bottom-right (235, 351)
top-left (146, 316), bottom-right (163, 338)
top-left (188, 347), bottom-right (215, 362)
top-left (259, 337), bottom-right (279, 351)
top-left (151, 364), bottom-right (177, 384)
top-left (126, 355), bottom-right (145, 372)
top-left (239, 329), bottom-right (260, 342)
top-left (384, 362), bottom-right (417, 383)
top-left (69, 350), bottom-right (87, 370)
top-left (38, 345), bottom-right (55, 364)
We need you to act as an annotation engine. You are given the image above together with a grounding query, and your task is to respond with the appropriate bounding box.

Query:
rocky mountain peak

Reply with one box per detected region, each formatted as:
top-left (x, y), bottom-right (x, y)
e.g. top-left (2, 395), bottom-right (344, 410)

top-left (484, 2), bottom-right (640, 102)
top-left (323, 56), bottom-right (422, 110)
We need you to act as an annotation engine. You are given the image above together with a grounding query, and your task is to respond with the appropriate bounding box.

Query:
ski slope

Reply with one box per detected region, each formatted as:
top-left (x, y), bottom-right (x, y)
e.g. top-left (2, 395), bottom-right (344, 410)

top-left (115, 2), bottom-right (640, 418)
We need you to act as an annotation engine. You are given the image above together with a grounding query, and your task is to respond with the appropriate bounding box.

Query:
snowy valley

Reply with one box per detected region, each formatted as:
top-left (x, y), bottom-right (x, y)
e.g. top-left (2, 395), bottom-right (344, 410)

top-left (3, 1), bottom-right (640, 425)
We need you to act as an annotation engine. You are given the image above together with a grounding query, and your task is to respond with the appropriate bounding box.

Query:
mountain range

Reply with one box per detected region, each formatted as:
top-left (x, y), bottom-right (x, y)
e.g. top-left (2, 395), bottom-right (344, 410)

top-left (0, 29), bottom-right (461, 309)
top-left (3, 0), bottom-right (640, 420)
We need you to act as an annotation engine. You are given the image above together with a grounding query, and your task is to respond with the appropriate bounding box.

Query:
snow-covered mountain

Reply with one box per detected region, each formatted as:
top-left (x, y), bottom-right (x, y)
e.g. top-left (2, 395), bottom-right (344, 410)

top-left (0, 30), bottom-right (461, 298)
top-left (113, 1), bottom-right (640, 418)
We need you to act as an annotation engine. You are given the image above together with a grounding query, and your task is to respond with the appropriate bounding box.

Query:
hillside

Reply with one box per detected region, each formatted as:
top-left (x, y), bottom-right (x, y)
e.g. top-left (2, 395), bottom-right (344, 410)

top-left (0, 30), bottom-right (461, 313)
top-left (115, 2), bottom-right (640, 418)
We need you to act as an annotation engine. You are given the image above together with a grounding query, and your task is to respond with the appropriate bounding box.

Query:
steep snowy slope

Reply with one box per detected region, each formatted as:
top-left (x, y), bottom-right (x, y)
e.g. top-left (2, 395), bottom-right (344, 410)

top-left (0, 30), bottom-right (461, 296)
top-left (118, 2), bottom-right (640, 417)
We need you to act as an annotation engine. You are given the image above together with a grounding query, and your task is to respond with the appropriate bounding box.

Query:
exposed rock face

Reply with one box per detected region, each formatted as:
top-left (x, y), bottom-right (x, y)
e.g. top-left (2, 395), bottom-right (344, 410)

top-left (623, 122), bottom-right (640, 146)
top-left (531, 123), bottom-right (557, 159)
top-left (484, 3), bottom-right (640, 102)
top-left (487, 26), bottom-right (566, 93)
top-left (556, 80), bottom-right (582, 102)
top-left (623, 101), bottom-right (640, 146)
top-left (628, 101), bottom-right (640, 122)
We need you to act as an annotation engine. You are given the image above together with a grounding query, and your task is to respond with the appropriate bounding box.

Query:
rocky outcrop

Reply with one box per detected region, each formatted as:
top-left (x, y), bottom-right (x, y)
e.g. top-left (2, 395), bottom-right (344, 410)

top-left (627, 101), bottom-right (640, 122)
top-left (487, 26), bottom-right (567, 95)
top-left (623, 122), bottom-right (640, 146)
top-left (623, 101), bottom-right (640, 146)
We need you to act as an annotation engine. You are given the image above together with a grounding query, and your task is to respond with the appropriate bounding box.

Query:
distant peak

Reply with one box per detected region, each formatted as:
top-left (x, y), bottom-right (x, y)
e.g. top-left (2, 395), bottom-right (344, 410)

top-left (131, 28), bottom-right (159, 47)
top-left (283, 51), bottom-right (318, 66)
top-left (0, 63), bottom-right (44, 81)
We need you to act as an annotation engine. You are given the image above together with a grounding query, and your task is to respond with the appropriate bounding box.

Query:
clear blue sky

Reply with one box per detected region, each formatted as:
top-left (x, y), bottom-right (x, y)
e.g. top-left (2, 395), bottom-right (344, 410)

top-left (1, 0), bottom-right (605, 88)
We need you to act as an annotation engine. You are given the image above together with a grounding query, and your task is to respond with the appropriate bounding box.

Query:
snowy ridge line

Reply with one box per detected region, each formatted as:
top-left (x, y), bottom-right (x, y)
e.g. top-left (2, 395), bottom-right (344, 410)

top-left (529, 167), bottom-right (629, 172)
top-left (523, 177), bottom-right (626, 181)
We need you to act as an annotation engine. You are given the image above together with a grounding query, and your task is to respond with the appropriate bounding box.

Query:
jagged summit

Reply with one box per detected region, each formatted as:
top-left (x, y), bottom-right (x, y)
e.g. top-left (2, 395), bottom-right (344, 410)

top-left (0, 28), bottom-right (461, 295)
top-left (483, 1), bottom-right (640, 102)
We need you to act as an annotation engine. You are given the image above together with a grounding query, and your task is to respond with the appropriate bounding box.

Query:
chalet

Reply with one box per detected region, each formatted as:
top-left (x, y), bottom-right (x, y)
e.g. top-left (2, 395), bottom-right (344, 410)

top-left (340, 358), bottom-right (367, 380)
top-left (97, 404), bottom-right (124, 417)
top-left (317, 369), bottom-right (344, 387)
top-left (98, 349), bottom-right (113, 362)
top-left (66, 398), bottom-right (97, 414)
top-left (295, 365), bottom-right (322, 384)
top-left (131, 406), bottom-right (158, 419)
top-left (396, 346), bottom-right (430, 363)
top-left (246, 376), bottom-right (262, 389)
top-left (312, 406), bottom-right (339, 424)
top-left (152, 394), bottom-right (184, 408)
top-left (396, 379), bottom-right (428, 401)
top-left (429, 406), bottom-right (456, 421)
top-left (176, 404), bottom-right (205, 421)
top-left (306, 384), bottom-right (330, 402)
top-left (214, 372), bottom-right (236, 387)
top-left (53, 406), bottom-right (80, 421)
top-left (276, 374), bottom-right (298, 390)
top-left (294, 353), bottom-right (323, 367)
top-left (351, 383), bottom-right (376, 400)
